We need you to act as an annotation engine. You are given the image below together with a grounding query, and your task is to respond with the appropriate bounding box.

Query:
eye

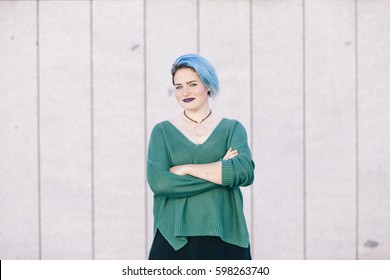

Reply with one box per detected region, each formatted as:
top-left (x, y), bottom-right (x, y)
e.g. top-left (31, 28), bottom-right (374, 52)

top-left (189, 83), bottom-right (197, 87)
top-left (175, 85), bottom-right (182, 90)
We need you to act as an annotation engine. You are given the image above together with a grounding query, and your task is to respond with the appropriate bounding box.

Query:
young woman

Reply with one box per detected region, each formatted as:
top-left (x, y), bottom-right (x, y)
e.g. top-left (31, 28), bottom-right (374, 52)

top-left (147, 54), bottom-right (255, 260)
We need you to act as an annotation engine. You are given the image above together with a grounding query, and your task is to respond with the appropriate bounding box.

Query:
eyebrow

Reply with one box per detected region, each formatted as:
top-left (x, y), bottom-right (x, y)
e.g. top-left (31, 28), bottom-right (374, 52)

top-left (174, 80), bottom-right (199, 86)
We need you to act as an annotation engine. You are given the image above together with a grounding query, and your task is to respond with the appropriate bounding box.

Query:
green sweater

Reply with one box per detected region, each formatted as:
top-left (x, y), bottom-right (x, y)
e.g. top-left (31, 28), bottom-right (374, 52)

top-left (147, 118), bottom-right (255, 250)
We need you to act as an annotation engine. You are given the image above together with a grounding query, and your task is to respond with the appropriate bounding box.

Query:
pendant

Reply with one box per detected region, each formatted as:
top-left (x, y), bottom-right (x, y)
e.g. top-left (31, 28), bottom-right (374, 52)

top-left (194, 125), bottom-right (207, 137)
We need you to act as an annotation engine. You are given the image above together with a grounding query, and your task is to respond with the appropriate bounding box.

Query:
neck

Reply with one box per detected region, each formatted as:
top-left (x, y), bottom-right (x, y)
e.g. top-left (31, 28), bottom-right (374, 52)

top-left (184, 107), bottom-right (212, 124)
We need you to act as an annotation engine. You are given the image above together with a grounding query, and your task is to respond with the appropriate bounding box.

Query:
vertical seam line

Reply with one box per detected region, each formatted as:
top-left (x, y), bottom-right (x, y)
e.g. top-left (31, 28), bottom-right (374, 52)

top-left (90, 0), bottom-right (95, 260)
top-left (37, 0), bottom-right (42, 260)
top-left (249, 0), bottom-right (254, 258)
top-left (302, 0), bottom-right (307, 260)
top-left (355, 0), bottom-right (359, 261)
top-left (197, 0), bottom-right (200, 54)
top-left (143, 0), bottom-right (148, 260)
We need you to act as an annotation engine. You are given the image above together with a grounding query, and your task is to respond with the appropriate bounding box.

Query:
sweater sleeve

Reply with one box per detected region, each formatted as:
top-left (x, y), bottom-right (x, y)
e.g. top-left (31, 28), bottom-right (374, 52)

top-left (147, 124), bottom-right (219, 198)
top-left (222, 121), bottom-right (255, 188)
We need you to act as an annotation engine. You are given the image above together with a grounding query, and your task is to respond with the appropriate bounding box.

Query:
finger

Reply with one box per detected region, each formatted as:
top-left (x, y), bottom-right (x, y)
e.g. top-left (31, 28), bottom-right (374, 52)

top-left (224, 151), bottom-right (238, 160)
top-left (223, 148), bottom-right (232, 159)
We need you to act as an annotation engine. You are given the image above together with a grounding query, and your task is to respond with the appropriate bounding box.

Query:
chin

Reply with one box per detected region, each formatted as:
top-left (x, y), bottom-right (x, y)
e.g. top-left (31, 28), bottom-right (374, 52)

top-left (181, 103), bottom-right (197, 110)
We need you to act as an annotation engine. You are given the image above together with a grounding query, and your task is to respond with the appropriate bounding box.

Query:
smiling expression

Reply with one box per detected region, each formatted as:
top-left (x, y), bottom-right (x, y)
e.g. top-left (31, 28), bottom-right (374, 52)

top-left (173, 68), bottom-right (210, 112)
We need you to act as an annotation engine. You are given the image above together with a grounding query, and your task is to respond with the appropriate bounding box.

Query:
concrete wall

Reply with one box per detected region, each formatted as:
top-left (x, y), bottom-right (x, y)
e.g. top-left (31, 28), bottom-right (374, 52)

top-left (0, 0), bottom-right (389, 260)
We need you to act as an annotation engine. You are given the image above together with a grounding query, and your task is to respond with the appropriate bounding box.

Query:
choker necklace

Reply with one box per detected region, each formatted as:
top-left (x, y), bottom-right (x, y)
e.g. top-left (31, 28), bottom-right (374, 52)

top-left (183, 110), bottom-right (212, 137)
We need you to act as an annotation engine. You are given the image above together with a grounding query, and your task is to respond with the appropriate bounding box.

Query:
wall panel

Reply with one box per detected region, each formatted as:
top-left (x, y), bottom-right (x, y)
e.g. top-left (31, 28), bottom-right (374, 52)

top-left (358, 1), bottom-right (390, 260)
top-left (305, 0), bottom-right (356, 259)
top-left (252, 0), bottom-right (304, 260)
top-left (93, 0), bottom-right (145, 260)
top-left (199, 0), bottom-right (251, 126)
top-left (199, 0), bottom-right (253, 245)
top-left (0, 1), bottom-right (39, 259)
top-left (145, 0), bottom-right (198, 252)
top-left (39, 1), bottom-right (92, 259)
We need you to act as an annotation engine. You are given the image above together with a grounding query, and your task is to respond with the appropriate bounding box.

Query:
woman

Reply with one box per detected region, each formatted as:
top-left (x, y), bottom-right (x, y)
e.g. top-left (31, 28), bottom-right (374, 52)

top-left (147, 54), bottom-right (255, 260)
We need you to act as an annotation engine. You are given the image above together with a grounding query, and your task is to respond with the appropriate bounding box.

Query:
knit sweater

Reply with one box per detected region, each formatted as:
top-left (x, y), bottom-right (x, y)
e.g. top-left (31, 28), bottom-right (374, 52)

top-left (147, 118), bottom-right (255, 250)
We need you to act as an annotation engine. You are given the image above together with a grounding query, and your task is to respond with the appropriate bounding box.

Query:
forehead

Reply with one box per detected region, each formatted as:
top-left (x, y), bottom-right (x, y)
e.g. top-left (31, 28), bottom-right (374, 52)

top-left (173, 68), bottom-right (201, 84)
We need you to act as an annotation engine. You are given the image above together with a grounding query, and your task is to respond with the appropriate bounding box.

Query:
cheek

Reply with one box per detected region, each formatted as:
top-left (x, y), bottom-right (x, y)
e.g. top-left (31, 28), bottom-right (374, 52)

top-left (194, 87), bottom-right (208, 97)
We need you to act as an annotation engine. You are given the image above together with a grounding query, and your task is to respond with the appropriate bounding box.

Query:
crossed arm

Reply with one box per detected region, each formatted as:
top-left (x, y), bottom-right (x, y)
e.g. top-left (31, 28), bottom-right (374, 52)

top-left (147, 121), bottom-right (254, 198)
top-left (169, 148), bottom-right (238, 185)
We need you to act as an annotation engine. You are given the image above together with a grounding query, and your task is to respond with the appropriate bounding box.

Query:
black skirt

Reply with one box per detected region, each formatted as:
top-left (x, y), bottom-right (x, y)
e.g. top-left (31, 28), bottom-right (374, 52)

top-left (148, 229), bottom-right (252, 260)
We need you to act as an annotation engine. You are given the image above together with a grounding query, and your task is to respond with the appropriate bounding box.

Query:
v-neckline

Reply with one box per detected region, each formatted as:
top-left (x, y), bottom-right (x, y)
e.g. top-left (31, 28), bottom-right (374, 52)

top-left (165, 118), bottom-right (226, 146)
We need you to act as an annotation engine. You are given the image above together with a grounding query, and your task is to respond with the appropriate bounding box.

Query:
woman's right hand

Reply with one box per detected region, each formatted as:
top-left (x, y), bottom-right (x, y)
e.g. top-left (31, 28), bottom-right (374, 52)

top-left (223, 148), bottom-right (238, 160)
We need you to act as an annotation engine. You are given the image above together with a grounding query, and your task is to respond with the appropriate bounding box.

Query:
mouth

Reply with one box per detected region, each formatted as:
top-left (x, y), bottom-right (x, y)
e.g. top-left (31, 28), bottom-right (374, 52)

top-left (183, 98), bottom-right (195, 103)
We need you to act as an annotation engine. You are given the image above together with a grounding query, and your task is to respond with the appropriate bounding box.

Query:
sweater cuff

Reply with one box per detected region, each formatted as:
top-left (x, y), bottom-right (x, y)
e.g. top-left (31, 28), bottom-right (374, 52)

top-left (222, 159), bottom-right (233, 187)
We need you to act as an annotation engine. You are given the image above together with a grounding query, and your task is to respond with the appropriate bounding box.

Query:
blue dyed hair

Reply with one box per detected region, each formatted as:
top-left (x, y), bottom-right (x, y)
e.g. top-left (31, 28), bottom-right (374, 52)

top-left (171, 54), bottom-right (219, 97)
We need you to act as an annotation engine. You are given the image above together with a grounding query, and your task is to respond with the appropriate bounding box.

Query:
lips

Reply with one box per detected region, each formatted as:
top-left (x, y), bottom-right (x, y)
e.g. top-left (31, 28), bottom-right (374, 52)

top-left (183, 98), bottom-right (195, 103)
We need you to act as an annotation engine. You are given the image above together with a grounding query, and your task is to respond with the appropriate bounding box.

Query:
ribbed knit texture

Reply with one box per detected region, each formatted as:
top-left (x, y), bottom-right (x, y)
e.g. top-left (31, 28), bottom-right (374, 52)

top-left (147, 118), bottom-right (255, 250)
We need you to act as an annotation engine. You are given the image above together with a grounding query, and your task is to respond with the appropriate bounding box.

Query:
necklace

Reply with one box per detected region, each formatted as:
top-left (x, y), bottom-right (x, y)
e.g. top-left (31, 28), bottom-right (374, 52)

top-left (183, 110), bottom-right (212, 137)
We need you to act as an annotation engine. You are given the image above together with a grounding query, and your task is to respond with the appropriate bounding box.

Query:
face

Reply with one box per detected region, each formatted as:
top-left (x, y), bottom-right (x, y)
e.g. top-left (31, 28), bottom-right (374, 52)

top-left (173, 68), bottom-right (210, 112)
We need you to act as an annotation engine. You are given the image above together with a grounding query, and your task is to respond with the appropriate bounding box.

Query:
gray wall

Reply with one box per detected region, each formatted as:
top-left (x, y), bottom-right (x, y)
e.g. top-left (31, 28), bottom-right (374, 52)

top-left (0, 0), bottom-right (389, 260)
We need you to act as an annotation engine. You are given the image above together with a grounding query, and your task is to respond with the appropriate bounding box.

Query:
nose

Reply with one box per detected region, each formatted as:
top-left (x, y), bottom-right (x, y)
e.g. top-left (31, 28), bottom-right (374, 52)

top-left (182, 85), bottom-right (191, 96)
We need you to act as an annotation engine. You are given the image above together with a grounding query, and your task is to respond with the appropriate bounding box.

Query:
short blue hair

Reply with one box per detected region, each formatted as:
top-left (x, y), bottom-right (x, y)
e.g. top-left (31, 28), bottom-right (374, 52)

top-left (171, 54), bottom-right (219, 96)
